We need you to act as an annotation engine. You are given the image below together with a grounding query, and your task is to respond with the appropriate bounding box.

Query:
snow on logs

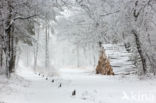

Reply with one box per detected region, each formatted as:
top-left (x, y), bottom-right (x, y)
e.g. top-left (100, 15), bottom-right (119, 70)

top-left (96, 47), bottom-right (114, 75)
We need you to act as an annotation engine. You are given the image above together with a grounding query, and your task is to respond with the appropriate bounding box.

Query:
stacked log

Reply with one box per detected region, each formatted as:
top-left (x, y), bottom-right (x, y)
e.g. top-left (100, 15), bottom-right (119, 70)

top-left (96, 47), bottom-right (114, 75)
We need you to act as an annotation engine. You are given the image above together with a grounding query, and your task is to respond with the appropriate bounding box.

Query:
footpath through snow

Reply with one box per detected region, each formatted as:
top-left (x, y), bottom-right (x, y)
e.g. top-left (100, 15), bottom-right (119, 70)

top-left (0, 68), bottom-right (156, 103)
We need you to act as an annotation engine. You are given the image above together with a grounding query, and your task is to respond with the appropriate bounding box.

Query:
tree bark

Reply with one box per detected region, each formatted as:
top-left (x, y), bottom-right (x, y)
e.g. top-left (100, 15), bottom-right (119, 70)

top-left (0, 49), bottom-right (3, 67)
top-left (4, 1), bottom-right (15, 77)
top-left (9, 33), bottom-right (16, 73)
top-left (34, 27), bottom-right (40, 72)
top-left (132, 30), bottom-right (147, 74)
top-left (45, 20), bottom-right (49, 70)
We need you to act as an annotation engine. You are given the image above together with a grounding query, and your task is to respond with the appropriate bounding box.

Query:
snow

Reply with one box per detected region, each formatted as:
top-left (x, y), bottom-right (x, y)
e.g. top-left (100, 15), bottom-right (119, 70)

top-left (0, 44), bottom-right (155, 103)
top-left (103, 44), bottom-right (136, 74)
top-left (0, 67), bottom-right (156, 103)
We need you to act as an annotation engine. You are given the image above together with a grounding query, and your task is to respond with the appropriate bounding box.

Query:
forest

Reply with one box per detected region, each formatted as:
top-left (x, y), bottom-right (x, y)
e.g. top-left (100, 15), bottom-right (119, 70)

top-left (0, 0), bottom-right (156, 103)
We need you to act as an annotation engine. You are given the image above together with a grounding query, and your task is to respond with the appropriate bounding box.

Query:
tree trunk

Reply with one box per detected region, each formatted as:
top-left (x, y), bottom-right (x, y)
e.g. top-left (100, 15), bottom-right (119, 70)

top-left (0, 49), bottom-right (3, 67)
top-left (34, 26), bottom-right (40, 72)
top-left (5, 21), bottom-right (12, 77)
top-left (76, 44), bottom-right (80, 68)
top-left (122, 33), bottom-right (131, 52)
top-left (132, 30), bottom-right (147, 75)
top-left (9, 31), bottom-right (16, 73)
top-left (5, 27), bottom-right (11, 77)
top-left (45, 22), bottom-right (49, 70)
top-left (4, 1), bottom-right (15, 77)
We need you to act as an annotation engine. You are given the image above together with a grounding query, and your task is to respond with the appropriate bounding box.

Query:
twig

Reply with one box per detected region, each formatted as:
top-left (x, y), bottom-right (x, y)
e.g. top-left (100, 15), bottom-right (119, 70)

top-left (13, 15), bottom-right (37, 21)
top-left (100, 10), bottom-right (120, 17)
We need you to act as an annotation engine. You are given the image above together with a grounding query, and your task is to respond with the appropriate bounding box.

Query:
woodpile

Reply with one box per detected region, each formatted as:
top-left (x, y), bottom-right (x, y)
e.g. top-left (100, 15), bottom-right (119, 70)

top-left (96, 47), bottom-right (114, 75)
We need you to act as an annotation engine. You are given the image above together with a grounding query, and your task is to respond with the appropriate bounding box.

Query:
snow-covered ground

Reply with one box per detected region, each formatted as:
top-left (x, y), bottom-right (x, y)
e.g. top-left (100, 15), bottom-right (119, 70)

top-left (0, 67), bottom-right (156, 103)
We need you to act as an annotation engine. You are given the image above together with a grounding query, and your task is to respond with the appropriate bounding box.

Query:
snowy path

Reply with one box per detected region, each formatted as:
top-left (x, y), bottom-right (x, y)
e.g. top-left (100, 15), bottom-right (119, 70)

top-left (1, 68), bottom-right (156, 103)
